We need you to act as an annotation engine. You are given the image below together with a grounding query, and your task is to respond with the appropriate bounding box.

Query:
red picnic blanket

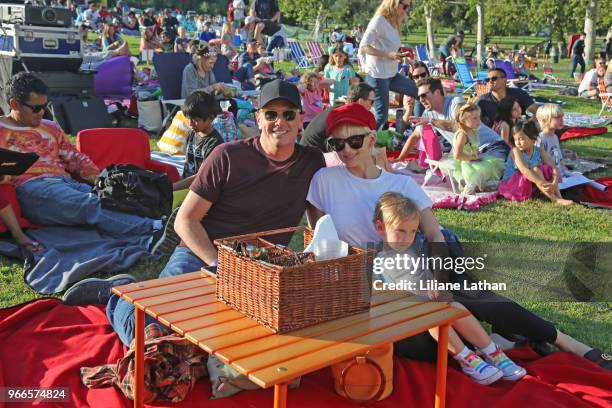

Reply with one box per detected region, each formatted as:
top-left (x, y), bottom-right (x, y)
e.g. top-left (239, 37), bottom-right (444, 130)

top-left (0, 298), bottom-right (610, 407)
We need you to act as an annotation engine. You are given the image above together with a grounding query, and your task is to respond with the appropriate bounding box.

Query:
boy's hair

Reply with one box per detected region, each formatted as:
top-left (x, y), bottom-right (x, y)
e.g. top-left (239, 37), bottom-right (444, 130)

top-left (536, 103), bottom-right (564, 129)
top-left (6, 72), bottom-right (49, 102)
top-left (299, 71), bottom-right (319, 88)
top-left (510, 118), bottom-right (540, 145)
top-left (347, 82), bottom-right (374, 103)
top-left (182, 91), bottom-right (221, 120)
top-left (454, 99), bottom-right (481, 134)
top-left (416, 77), bottom-right (444, 96)
top-left (373, 192), bottom-right (420, 228)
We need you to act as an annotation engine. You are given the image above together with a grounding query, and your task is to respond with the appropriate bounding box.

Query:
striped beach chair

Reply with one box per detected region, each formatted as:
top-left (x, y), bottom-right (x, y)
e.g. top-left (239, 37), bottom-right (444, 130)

top-left (287, 39), bottom-right (311, 69)
top-left (307, 41), bottom-right (325, 64)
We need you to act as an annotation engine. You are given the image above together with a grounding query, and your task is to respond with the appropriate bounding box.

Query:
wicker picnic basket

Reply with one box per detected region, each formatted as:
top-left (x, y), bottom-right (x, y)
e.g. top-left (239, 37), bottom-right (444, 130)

top-left (214, 226), bottom-right (374, 333)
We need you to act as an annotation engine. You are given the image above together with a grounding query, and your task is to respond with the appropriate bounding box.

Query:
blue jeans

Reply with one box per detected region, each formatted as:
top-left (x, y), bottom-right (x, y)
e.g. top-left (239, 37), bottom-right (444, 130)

top-left (365, 73), bottom-right (417, 130)
top-left (266, 35), bottom-right (285, 54)
top-left (570, 55), bottom-right (585, 77)
top-left (16, 176), bottom-right (157, 237)
top-left (106, 245), bottom-right (206, 346)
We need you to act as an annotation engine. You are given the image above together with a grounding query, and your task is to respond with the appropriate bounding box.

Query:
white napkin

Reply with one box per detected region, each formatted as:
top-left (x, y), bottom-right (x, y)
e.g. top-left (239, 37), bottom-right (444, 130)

top-left (304, 215), bottom-right (349, 260)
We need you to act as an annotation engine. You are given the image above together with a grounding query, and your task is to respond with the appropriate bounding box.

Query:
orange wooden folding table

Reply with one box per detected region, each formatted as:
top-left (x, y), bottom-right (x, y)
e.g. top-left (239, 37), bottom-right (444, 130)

top-left (112, 271), bottom-right (469, 408)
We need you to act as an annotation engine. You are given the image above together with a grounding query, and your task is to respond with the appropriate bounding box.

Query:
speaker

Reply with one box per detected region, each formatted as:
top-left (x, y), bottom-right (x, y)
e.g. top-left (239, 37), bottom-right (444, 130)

top-left (62, 97), bottom-right (112, 135)
top-left (25, 6), bottom-right (73, 27)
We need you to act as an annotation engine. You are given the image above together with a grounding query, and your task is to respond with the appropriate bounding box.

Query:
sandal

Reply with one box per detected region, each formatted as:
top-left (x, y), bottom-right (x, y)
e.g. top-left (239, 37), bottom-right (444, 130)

top-left (584, 349), bottom-right (612, 371)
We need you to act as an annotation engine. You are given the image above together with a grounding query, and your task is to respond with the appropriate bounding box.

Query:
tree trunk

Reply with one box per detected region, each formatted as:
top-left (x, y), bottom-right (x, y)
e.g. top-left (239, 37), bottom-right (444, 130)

top-left (583, 0), bottom-right (598, 65)
top-left (425, 5), bottom-right (436, 59)
top-left (312, 5), bottom-right (326, 43)
top-left (476, 0), bottom-right (484, 66)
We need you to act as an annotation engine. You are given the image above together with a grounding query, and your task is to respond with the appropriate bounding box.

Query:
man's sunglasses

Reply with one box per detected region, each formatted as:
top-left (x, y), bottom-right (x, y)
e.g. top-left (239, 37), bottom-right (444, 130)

top-left (411, 72), bottom-right (428, 80)
top-left (417, 91), bottom-right (430, 100)
top-left (327, 133), bottom-right (370, 152)
top-left (486, 76), bottom-right (503, 83)
top-left (261, 109), bottom-right (299, 122)
top-left (20, 101), bottom-right (49, 113)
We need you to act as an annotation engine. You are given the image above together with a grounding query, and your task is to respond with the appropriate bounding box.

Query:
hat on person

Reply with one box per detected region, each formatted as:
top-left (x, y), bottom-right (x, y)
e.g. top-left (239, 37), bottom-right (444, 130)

top-left (334, 25), bottom-right (340, 30)
top-left (259, 80), bottom-right (302, 110)
top-left (245, 16), bottom-right (257, 25)
top-left (326, 102), bottom-right (376, 135)
top-left (456, 30), bottom-right (465, 37)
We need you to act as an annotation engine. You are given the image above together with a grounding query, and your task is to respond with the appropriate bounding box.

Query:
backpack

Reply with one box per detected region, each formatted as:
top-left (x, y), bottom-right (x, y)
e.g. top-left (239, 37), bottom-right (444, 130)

top-left (93, 164), bottom-right (173, 220)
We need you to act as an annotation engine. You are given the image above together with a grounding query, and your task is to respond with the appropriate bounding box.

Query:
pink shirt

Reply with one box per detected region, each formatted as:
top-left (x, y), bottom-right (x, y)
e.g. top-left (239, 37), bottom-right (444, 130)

top-left (301, 88), bottom-right (324, 123)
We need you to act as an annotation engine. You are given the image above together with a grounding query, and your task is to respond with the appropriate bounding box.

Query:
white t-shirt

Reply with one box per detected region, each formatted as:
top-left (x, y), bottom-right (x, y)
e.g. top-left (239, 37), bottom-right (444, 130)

top-left (578, 69), bottom-right (598, 94)
top-left (360, 15), bottom-right (400, 79)
top-left (307, 166), bottom-right (433, 248)
top-left (539, 132), bottom-right (569, 175)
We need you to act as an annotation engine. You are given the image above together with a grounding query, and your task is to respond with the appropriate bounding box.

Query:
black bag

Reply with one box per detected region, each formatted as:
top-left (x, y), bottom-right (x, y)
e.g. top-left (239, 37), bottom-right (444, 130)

top-left (93, 164), bottom-right (173, 220)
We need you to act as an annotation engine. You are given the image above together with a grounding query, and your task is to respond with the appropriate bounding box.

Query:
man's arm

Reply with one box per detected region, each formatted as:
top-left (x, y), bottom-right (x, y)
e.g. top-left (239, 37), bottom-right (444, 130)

top-left (173, 191), bottom-right (218, 266)
top-left (527, 102), bottom-right (539, 116)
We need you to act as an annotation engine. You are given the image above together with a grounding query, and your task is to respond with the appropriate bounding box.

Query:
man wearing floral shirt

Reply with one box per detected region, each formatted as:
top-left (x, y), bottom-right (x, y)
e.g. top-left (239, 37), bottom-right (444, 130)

top-left (0, 72), bottom-right (162, 238)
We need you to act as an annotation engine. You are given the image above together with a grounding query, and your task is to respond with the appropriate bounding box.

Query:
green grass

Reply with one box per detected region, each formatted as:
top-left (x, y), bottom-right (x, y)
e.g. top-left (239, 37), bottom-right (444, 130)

top-left (0, 33), bottom-right (610, 352)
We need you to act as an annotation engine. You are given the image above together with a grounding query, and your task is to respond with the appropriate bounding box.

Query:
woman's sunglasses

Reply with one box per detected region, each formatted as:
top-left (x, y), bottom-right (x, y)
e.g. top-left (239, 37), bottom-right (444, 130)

top-left (411, 72), bottom-right (428, 80)
top-left (326, 133), bottom-right (370, 152)
top-left (261, 109), bottom-right (299, 122)
top-left (20, 101), bottom-right (49, 113)
top-left (400, 2), bottom-right (411, 10)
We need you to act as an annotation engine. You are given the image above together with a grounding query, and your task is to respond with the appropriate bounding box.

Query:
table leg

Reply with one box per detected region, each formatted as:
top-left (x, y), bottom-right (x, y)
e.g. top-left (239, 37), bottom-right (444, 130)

top-left (273, 383), bottom-right (288, 408)
top-left (434, 324), bottom-right (449, 408)
top-left (134, 308), bottom-right (145, 408)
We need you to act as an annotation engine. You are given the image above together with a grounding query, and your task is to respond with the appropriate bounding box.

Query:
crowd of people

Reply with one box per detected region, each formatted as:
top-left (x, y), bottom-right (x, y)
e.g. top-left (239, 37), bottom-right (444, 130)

top-left (1, 0), bottom-right (611, 403)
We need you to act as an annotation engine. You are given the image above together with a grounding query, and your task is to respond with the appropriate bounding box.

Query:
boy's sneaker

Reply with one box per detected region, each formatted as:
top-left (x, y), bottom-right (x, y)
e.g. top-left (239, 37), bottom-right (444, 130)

top-left (150, 208), bottom-right (181, 257)
top-left (483, 344), bottom-right (527, 381)
top-left (456, 351), bottom-right (503, 385)
top-left (63, 274), bottom-right (136, 306)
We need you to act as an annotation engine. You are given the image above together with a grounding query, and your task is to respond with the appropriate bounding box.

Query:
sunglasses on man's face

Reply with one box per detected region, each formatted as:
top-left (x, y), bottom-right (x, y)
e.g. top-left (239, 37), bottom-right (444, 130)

top-left (20, 101), bottom-right (49, 114)
top-left (411, 71), bottom-right (427, 80)
top-left (486, 76), bottom-right (503, 83)
top-left (261, 109), bottom-right (299, 122)
top-left (327, 133), bottom-right (369, 152)
top-left (417, 91), bottom-right (431, 100)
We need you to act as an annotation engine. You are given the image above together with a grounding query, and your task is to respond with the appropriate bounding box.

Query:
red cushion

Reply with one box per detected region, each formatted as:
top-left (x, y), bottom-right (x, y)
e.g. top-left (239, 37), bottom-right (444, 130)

top-left (0, 184), bottom-right (34, 233)
top-left (76, 128), bottom-right (151, 170)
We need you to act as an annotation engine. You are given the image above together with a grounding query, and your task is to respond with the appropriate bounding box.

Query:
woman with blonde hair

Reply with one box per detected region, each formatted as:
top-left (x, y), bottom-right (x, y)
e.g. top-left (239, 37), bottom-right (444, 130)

top-left (181, 43), bottom-right (226, 98)
top-left (360, 0), bottom-right (417, 129)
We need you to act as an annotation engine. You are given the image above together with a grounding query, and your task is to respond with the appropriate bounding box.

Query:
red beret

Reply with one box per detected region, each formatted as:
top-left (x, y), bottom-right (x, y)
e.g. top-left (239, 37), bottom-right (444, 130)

top-left (326, 102), bottom-right (377, 135)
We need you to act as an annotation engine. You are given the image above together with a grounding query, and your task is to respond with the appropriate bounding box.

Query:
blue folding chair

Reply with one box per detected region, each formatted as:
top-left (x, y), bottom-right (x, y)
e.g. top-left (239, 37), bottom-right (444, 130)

top-left (287, 39), bottom-right (311, 69)
top-left (153, 52), bottom-right (191, 100)
top-left (455, 61), bottom-right (478, 94)
top-left (416, 45), bottom-right (439, 75)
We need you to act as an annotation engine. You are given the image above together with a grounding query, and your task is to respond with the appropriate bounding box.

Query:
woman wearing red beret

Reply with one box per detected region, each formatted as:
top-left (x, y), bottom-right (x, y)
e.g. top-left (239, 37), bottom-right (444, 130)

top-left (305, 102), bottom-right (603, 367)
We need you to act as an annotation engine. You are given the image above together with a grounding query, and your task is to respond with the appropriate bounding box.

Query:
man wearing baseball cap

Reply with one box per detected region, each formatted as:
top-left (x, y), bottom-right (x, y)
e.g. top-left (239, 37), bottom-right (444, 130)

top-left (99, 80), bottom-right (325, 347)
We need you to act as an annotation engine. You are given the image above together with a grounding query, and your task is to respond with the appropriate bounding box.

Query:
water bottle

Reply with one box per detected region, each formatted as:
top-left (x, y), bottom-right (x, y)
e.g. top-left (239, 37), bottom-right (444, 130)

top-left (395, 108), bottom-right (405, 134)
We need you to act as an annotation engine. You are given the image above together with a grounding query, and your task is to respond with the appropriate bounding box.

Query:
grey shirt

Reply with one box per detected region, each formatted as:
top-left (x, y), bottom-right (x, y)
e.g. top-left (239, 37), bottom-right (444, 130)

top-left (181, 63), bottom-right (217, 99)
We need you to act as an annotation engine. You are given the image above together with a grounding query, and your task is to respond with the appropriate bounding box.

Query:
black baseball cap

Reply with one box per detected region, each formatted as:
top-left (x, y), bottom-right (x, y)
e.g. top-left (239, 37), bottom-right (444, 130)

top-left (259, 80), bottom-right (302, 111)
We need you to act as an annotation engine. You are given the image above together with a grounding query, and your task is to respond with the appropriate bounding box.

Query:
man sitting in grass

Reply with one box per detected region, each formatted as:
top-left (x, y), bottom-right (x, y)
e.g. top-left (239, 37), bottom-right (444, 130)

top-left (63, 80), bottom-right (326, 348)
top-left (0, 72), bottom-right (163, 242)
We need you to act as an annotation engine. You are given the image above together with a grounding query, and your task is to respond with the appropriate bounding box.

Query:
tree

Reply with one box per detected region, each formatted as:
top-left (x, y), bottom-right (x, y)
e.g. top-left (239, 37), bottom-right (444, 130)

top-left (583, 0), bottom-right (598, 65)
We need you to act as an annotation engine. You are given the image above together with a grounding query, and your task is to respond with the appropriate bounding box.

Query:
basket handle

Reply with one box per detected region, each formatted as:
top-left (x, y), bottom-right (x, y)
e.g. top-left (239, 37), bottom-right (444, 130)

top-left (213, 226), bottom-right (309, 246)
top-left (339, 355), bottom-right (386, 404)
